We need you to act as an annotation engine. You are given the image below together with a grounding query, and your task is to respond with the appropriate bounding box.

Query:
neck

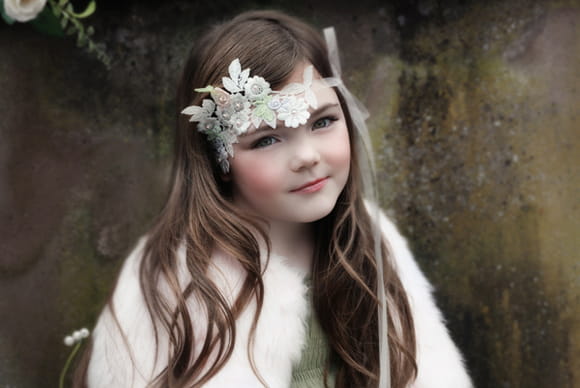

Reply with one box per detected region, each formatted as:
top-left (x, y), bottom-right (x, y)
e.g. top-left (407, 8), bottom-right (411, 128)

top-left (267, 221), bottom-right (314, 275)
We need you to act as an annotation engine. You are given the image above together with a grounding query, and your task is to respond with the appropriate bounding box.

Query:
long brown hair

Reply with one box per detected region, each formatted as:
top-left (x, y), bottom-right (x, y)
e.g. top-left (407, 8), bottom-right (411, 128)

top-left (77, 10), bottom-right (416, 388)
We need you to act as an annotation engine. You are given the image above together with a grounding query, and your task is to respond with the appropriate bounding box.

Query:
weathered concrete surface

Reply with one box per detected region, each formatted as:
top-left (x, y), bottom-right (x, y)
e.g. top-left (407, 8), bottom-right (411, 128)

top-left (0, 0), bottom-right (578, 387)
top-left (367, 1), bottom-right (579, 387)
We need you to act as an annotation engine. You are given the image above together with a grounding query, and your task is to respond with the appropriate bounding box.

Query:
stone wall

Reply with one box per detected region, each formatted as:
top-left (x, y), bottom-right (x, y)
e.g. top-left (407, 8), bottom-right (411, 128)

top-left (0, 0), bottom-right (577, 386)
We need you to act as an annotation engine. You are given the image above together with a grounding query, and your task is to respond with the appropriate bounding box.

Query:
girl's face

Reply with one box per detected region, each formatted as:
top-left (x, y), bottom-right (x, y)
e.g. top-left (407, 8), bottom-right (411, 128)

top-left (229, 62), bottom-right (351, 225)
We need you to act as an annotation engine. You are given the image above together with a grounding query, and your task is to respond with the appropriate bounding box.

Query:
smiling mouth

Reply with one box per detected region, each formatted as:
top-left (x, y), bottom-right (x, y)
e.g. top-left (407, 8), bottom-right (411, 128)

top-left (291, 177), bottom-right (328, 193)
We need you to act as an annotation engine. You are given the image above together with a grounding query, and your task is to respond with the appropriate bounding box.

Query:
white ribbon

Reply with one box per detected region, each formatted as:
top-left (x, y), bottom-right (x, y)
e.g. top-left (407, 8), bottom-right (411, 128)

top-left (323, 27), bottom-right (391, 388)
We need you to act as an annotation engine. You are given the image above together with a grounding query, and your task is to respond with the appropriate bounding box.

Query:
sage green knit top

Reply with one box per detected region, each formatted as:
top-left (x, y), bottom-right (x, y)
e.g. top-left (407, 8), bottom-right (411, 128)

top-left (289, 284), bottom-right (336, 388)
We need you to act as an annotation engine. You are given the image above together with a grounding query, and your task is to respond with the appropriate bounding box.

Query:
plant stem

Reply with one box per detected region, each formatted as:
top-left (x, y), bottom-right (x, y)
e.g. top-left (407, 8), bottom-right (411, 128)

top-left (59, 341), bottom-right (82, 388)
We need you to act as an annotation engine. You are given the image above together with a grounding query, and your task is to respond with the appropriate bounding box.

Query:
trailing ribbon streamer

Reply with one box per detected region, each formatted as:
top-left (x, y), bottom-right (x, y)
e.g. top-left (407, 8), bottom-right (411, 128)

top-left (323, 27), bottom-right (391, 388)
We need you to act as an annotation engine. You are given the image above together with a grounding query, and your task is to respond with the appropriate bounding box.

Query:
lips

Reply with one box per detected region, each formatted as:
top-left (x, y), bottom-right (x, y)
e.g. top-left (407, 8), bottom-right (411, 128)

top-left (290, 177), bottom-right (328, 193)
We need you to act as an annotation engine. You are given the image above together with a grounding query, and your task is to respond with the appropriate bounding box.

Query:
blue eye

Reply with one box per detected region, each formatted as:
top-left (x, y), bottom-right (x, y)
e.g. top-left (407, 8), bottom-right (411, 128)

top-left (252, 136), bottom-right (278, 148)
top-left (313, 116), bottom-right (338, 129)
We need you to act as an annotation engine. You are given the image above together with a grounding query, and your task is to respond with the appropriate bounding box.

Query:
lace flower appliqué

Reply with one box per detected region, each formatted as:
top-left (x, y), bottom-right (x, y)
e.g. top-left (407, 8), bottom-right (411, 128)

top-left (181, 58), bottom-right (319, 172)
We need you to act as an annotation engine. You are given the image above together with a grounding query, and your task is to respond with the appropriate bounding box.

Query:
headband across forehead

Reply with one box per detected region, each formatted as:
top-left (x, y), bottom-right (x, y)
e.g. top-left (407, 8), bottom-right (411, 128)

top-left (181, 58), bottom-right (340, 172)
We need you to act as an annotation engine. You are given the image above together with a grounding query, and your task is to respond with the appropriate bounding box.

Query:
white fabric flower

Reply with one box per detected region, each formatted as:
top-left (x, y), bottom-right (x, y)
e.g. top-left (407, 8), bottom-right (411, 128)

top-left (210, 87), bottom-right (231, 107)
top-left (229, 111), bottom-right (251, 135)
top-left (229, 94), bottom-right (250, 113)
top-left (197, 117), bottom-right (221, 134)
top-left (3, 0), bottom-right (47, 22)
top-left (276, 96), bottom-right (310, 128)
top-left (267, 96), bottom-right (285, 111)
top-left (244, 76), bottom-right (271, 100)
top-left (216, 104), bottom-right (235, 123)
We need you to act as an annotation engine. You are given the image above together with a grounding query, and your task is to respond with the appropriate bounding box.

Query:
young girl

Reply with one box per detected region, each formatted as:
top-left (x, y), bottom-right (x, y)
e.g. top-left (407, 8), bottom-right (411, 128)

top-left (78, 10), bottom-right (472, 388)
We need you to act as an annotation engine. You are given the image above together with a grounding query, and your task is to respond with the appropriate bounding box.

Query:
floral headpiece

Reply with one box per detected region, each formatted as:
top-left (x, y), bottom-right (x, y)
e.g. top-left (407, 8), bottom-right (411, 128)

top-left (181, 58), bottom-right (322, 172)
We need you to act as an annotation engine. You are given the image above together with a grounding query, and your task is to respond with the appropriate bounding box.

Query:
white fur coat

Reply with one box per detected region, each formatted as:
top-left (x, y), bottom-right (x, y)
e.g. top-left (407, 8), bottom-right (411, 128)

top-left (86, 209), bottom-right (472, 388)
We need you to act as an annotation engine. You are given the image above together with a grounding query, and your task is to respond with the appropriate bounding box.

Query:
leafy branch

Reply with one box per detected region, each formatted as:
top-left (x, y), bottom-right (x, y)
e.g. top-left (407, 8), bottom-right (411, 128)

top-left (48, 0), bottom-right (111, 68)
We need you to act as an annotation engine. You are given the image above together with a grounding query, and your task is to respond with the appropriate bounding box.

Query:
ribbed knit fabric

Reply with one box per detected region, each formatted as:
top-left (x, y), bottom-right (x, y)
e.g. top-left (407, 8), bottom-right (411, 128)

top-left (289, 283), bottom-right (336, 388)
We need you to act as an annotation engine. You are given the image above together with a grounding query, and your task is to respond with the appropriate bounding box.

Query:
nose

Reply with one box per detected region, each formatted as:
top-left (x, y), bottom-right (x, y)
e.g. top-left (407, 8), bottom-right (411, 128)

top-left (289, 136), bottom-right (321, 172)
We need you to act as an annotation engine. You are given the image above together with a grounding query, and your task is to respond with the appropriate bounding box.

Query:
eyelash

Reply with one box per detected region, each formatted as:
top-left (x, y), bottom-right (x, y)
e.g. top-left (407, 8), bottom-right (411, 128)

top-left (313, 116), bottom-right (338, 129)
top-left (251, 116), bottom-right (339, 149)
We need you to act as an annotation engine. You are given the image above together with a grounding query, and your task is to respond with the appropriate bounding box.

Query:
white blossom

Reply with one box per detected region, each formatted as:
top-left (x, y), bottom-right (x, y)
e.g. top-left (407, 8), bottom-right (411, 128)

top-left (3, 0), bottom-right (47, 22)
top-left (210, 87), bottom-right (231, 106)
top-left (63, 327), bottom-right (90, 346)
top-left (197, 117), bottom-right (221, 133)
top-left (277, 96), bottom-right (310, 128)
top-left (267, 96), bottom-right (285, 111)
top-left (244, 76), bottom-right (271, 100)
top-left (229, 111), bottom-right (251, 135)
top-left (229, 94), bottom-right (250, 113)
top-left (63, 336), bottom-right (74, 347)
top-left (216, 104), bottom-right (235, 123)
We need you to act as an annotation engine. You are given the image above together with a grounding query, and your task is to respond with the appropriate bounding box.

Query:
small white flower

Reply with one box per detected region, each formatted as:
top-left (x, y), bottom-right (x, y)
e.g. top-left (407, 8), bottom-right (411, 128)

top-left (72, 331), bottom-right (83, 342)
top-left (229, 94), bottom-right (250, 113)
top-left (244, 76), bottom-right (271, 100)
top-left (3, 0), bottom-right (47, 22)
top-left (276, 97), bottom-right (310, 128)
top-left (267, 96), bottom-right (285, 111)
top-left (63, 327), bottom-right (90, 347)
top-left (210, 87), bottom-right (231, 107)
top-left (64, 336), bottom-right (75, 347)
top-left (216, 104), bottom-right (235, 123)
top-left (229, 111), bottom-right (251, 135)
top-left (197, 117), bottom-right (221, 133)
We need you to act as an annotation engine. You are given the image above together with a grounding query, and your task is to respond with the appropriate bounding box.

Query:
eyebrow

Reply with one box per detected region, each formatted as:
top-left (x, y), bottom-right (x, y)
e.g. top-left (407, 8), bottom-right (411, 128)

top-left (247, 103), bottom-right (340, 135)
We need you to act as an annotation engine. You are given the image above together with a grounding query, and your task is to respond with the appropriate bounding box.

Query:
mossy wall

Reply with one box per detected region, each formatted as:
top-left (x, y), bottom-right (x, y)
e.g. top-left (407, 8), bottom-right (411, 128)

top-left (0, 0), bottom-right (577, 387)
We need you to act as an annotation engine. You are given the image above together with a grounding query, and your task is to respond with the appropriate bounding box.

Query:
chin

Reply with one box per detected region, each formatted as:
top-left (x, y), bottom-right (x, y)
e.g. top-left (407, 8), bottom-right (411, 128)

top-left (292, 199), bottom-right (337, 223)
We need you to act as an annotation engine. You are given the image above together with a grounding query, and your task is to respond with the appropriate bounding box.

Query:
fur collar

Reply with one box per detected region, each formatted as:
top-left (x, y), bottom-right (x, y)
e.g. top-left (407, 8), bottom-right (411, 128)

top-left (87, 209), bottom-right (472, 388)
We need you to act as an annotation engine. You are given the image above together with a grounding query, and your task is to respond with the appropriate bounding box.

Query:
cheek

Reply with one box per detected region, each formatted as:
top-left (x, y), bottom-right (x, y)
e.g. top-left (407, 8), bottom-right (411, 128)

top-left (325, 124), bottom-right (351, 172)
top-left (230, 154), bottom-right (283, 198)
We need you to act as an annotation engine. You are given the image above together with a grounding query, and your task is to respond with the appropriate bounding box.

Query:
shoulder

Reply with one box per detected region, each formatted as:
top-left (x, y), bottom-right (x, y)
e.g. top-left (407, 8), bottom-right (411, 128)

top-left (364, 200), bottom-right (434, 298)
top-left (86, 235), bottom-right (309, 388)
top-left (364, 200), bottom-right (473, 388)
top-left (87, 236), bottom-right (167, 388)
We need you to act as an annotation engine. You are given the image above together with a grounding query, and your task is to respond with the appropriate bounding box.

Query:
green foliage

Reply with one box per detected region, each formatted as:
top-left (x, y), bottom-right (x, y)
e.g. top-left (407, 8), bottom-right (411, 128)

top-left (31, 5), bottom-right (64, 36)
top-left (1, 0), bottom-right (110, 68)
top-left (47, 0), bottom-right (111, 68)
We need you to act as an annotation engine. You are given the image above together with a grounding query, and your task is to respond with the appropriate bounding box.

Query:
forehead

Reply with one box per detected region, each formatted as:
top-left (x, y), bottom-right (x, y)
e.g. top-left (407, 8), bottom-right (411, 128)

top-left (286, 61), bottom-right (319, 83)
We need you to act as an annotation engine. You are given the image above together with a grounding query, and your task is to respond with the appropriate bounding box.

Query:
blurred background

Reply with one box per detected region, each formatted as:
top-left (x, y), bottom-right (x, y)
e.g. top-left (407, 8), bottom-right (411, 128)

top-left (0, 0), bottom-right (578, 386)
